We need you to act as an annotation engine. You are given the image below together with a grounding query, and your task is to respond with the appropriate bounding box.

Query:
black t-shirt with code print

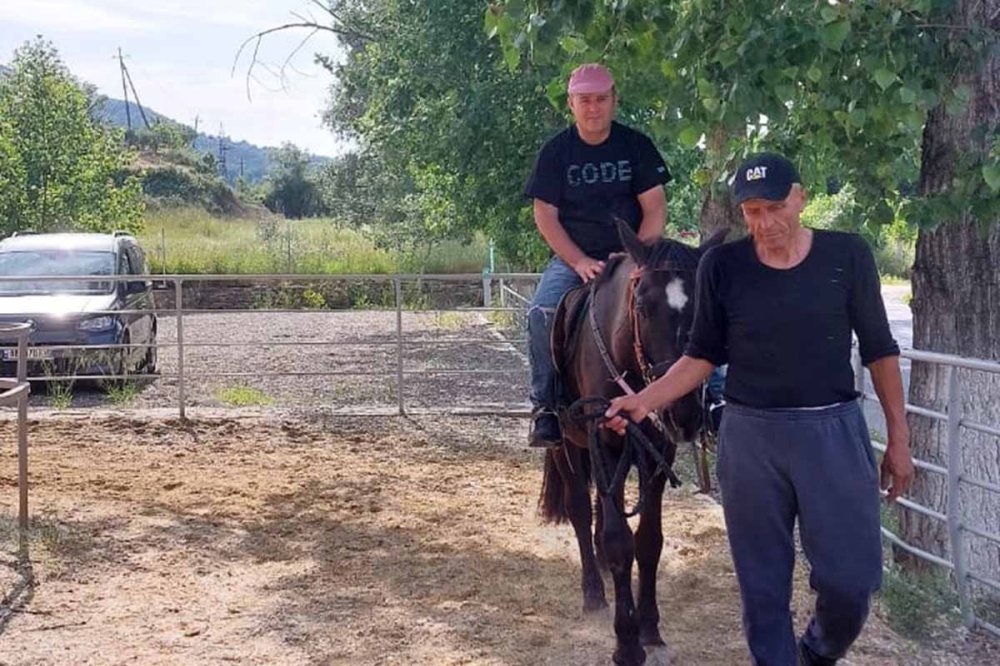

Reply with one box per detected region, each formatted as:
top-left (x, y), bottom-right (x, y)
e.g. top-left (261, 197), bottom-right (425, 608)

top-left (524, 121), bottom-right (671, 260)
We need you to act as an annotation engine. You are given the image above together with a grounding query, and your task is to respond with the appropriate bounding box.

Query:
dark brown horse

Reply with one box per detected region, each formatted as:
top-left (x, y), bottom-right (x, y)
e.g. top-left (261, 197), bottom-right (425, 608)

top-left (543, 222), bottom-right (725, 665)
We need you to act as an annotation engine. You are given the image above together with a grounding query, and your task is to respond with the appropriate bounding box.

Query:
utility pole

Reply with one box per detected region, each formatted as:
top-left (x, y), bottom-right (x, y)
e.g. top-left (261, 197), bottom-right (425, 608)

top-left (115, 48), bottom-right (152, 130)
top-left (217, 123), bottom-right (229, 181)
top-left (122, 63), bottom-right (151, 130)
top-left (193, 115), bottom-right (200, 134)
top-left (117, 47), bottom-right (131, 133)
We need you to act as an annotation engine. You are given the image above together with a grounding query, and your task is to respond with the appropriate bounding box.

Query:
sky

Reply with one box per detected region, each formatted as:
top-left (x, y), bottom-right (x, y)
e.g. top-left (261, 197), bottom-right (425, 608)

top-left (0, 0), bottom-right (349, 157)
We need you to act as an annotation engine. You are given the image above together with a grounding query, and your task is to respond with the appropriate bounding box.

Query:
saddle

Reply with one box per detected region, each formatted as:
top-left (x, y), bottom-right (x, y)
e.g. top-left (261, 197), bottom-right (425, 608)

top-left (550, 282), bottom-right (591, 411)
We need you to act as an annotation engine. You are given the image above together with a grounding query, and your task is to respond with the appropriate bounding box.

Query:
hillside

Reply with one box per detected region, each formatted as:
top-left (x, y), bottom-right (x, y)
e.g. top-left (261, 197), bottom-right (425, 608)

top-left (2, 61), bottom-right (330, 186)
top-left (94, 98), bottom-right (330, 184)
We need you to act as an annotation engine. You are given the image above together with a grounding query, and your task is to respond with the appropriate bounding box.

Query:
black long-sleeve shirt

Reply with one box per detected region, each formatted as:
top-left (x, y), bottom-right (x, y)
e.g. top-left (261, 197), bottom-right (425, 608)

top-left (685, 230), bottom-right (899, 408)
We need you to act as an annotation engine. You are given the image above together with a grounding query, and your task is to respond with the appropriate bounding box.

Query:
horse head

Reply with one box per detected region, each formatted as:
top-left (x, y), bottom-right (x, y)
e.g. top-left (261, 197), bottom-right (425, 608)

top-left (616, 219), bottom-right (727, 442)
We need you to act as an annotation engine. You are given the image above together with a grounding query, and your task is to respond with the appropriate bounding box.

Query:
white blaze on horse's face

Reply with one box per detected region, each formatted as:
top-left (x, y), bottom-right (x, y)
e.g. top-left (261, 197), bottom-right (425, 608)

top-left (665, 277), bottom-right (688, 312)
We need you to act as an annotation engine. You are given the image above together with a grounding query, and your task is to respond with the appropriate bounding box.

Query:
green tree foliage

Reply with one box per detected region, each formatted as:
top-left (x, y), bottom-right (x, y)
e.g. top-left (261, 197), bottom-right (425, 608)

top-left (128, 120), bottom-right (198, 154)
top-left (234, 175), bottom-right (265, 205)
top-left (312, 0), bottom-right (712, 266)
top-left (0, 38), bottom-right (144, 235)
top-left (318, 0), bottom-right (567, 267)
top-left (490, 1), bottom-right (979, 235)
top-left (262, 143), bottom-right (323, 219)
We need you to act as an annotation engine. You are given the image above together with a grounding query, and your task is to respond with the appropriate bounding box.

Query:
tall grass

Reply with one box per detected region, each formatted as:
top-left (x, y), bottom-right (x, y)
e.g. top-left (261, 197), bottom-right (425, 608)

top-left (138, 207), bottom-right (489, 275)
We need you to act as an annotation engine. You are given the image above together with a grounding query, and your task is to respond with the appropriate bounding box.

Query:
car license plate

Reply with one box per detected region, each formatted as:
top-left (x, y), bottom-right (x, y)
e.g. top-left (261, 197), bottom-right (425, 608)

top-left (1, 347), bottom-right (53, 361)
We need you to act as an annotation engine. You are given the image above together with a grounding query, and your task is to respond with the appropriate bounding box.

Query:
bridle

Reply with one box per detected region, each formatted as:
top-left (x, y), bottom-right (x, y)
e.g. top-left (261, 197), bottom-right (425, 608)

top-left (626, 265), bottom-right (693, 386)
top-left (568, 249), bottom-right (707, 515)
top-left (587, 247), bottom-right (700, 440)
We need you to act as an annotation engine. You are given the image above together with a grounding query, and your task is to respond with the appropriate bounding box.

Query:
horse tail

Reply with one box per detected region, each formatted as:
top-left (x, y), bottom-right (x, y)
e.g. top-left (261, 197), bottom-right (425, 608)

top-left (538, 447), bottom-right (590, 524)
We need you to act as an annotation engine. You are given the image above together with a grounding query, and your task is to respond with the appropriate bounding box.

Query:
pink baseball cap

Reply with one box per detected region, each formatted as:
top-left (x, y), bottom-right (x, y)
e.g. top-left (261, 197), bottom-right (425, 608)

top-left (567, 63), bottom-right (615, 94)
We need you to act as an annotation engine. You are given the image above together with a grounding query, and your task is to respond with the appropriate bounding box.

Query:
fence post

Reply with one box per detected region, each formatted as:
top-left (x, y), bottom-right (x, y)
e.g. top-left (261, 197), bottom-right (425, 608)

top-left (482, 270), bottom-right (492, 308)
top-left (946, 365), bottom-right (974, 627)
top-left (160, 226), bottom-right (166, 275)
top-left (394, 276), bottom-right (405, 416)
top-left (16, 326), bottom-right (28, 529)
top-left (498, 277), bottom-right (506, 308)
top-left (175, 278), bottom-right (186, 420)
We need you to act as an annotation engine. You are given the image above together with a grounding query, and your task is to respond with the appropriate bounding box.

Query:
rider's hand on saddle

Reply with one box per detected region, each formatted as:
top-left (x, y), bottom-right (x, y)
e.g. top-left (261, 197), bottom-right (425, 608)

top-left (572, 257), bottom-right (605, 283)
top-left (602, 394), bottom-right (651, 435)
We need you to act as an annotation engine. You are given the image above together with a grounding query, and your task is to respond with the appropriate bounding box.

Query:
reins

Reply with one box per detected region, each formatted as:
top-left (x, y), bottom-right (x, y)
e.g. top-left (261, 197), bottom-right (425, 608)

top-left (565, 397), bottom-right (681, 518)
top-left (570, 249), bottom-right (713, 508)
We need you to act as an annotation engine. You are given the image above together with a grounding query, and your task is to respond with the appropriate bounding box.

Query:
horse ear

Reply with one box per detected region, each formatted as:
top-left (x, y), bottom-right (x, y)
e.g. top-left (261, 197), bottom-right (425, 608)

top-left (616, 218), bottom-right (650, 265)
top-left (699, 228), bottom-right (728, 252)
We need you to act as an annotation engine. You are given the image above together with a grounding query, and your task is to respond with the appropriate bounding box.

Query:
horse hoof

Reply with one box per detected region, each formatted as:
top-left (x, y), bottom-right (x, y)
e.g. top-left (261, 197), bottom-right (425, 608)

top-left (612, 645), bottom-right (646, 666)
top-left (643, 644), bottom-right (675, 666)
top-left (639, 627), bottom-right (665, 647)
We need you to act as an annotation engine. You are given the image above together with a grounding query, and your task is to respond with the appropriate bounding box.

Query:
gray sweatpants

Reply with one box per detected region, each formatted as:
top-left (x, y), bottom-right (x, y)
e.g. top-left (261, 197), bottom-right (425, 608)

top-left (717, 400), bottom-right (882, 666)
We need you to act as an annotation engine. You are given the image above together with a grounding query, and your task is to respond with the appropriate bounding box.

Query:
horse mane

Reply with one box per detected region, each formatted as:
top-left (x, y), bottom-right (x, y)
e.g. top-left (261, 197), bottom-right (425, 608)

top-left (596, 239), bottom-right (701, 288)
top-left (595, 253), bottom-right (630, 289)
top-left (647, 238), bottom-right (701, 272)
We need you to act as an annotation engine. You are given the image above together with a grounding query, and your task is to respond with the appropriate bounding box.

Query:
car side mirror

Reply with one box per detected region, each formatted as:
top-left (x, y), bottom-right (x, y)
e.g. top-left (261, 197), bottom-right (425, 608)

top-left (124, 280), bottom-right (146, 294)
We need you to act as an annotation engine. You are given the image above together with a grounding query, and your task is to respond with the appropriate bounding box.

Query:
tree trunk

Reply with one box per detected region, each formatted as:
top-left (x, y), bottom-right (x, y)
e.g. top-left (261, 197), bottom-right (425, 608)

top-left (699, 184), bottom-right (745, 240)
top-left (901, 0), bottom-right (1000, 609)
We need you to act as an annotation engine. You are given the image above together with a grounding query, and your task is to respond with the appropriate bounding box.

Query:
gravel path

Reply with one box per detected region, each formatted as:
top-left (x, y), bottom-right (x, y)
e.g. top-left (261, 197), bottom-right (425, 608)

top-left (24, 310), bottom-right (530, 414)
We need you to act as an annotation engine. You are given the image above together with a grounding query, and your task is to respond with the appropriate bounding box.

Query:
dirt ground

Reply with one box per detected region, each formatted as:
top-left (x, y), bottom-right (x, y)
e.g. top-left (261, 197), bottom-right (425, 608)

top-left (0, 414), bottom-right (996, 665)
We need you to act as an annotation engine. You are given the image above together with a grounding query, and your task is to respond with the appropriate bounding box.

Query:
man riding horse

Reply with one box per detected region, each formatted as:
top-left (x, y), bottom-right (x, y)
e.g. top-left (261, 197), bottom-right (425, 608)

top-left (524, 63), bottom-right (671, 448)
top-left (525, 62), bottom-right (731, 666)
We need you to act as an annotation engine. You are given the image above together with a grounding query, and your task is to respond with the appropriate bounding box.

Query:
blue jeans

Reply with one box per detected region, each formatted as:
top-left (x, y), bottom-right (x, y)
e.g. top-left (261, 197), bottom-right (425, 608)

top-left (528, 257), bottom-right (582, 413)
top-left (708, 365), bottom-right (727, 402)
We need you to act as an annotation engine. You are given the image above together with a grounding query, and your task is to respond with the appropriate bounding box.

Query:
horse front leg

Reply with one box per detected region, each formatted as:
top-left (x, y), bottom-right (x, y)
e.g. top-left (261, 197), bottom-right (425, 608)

top-left (635, 466), bottom-right (667, 647)
top-left (553, 445), bottom-right (607, 613)
top-left (598, 488), bottom-right (644, 666)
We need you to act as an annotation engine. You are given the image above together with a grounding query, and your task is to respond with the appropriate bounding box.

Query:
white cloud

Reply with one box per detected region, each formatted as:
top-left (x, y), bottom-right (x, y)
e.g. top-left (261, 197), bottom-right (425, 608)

top-left (0, 1), bottom-right (348, 156)
top-left (0, 1), bottom-right (155, 32)
top-left (93, 0), bottom-right (324, 31)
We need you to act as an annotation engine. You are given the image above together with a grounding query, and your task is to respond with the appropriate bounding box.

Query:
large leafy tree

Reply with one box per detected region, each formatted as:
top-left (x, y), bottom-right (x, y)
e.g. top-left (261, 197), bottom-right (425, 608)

top-left (266, 1), bottom-right (707, 266)
top-left (316, 0), bottom-right (563, 266)
top-left (0, 39), bottom-right (144, 235)
top-left (491, 1), bottom-right (952, 236)
top-left (900, 0), bottom-right (1000, 614)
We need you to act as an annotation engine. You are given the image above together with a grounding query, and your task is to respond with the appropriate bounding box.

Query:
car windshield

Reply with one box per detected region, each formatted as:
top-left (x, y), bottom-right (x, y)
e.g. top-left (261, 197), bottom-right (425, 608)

top-left (0, 250), bottom-right (116, 295)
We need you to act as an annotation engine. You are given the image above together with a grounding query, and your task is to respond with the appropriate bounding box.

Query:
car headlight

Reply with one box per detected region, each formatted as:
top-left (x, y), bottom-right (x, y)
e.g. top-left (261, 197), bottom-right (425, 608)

top-left (78, 316), bottom-right (116, 332)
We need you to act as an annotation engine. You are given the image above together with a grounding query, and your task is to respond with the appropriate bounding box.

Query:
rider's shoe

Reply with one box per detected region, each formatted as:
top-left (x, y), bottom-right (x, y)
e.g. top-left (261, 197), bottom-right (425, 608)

top-left (528, 412), bottom-right (562, 448)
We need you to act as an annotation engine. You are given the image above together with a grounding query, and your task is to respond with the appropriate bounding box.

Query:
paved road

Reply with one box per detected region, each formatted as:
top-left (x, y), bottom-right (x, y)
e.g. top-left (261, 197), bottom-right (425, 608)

top-left (863, 284), bottom-right (912, 438)
top-left (883, 284), bottom-right (913, 352)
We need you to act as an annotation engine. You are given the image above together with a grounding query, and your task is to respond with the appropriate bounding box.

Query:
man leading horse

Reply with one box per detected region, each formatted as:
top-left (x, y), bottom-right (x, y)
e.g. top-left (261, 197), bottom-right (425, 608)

top-left (606, 152), bottom-right (916, 665)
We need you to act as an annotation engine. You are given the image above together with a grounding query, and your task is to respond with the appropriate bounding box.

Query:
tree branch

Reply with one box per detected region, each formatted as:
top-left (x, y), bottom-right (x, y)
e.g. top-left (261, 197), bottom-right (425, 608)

top-left (232, 19), bottom-right (375, 102)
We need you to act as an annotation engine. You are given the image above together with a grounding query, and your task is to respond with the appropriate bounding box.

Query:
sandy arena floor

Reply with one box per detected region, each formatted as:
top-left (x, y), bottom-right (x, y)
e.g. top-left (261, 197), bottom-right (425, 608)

top-left (0, 414), bottom-right (995, 665)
